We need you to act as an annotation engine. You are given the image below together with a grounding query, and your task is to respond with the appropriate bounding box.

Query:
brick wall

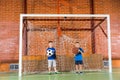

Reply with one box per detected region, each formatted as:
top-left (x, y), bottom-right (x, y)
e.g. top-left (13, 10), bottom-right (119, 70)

top-left (0, 0), bottom-right (23, 62)
top-left (0, 0), bottom-right (120, 71)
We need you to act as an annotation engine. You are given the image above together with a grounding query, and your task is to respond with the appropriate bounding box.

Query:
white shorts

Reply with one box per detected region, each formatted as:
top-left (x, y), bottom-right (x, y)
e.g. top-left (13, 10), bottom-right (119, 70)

top-left (48, 60), bottom-right (56, 68)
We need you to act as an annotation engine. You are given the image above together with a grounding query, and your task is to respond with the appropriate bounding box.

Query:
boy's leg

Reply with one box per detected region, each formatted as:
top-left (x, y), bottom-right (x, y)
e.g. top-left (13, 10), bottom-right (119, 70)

top-left (48, 68), bottom-right (51, 73)
top-left (75, 61), bottom-right (79, 73)
top-left (75, 65), bottom-right (79, 73)
top-left (79, 64), bottom-right (83, 72)
top-left (53, 60), bottom-right (57, 73)
top-left (48, 60), bottom-right (52, 73)
top-left (79, 60), bottom-right (83, 73)
top-left (54, 67), bottom-right (57, 73)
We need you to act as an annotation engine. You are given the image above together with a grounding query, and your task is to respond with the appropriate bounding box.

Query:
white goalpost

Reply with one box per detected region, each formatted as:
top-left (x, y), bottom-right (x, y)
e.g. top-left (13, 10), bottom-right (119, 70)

top-left (19, 14), bottom-right (112, 77)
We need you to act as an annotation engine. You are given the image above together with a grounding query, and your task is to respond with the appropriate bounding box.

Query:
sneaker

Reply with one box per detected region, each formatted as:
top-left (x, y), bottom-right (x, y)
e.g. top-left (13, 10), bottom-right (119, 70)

top-left (76, 72), bottom-right (79, 74)
top-left (55, 71), bottom-right (60, 74)
top-left (79, 71), bottom-right (83, 74)
top-left (48, 72), bottom-right (52, 75)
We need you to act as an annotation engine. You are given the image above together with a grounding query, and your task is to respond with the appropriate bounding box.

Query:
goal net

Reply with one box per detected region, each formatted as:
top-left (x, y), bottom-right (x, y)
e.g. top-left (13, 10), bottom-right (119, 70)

top-left (19, 14), bottom-right (112, 76)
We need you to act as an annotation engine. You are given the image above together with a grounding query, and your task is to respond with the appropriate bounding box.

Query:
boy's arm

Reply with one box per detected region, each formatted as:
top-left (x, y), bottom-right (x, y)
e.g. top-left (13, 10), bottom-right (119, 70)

top-left (54, 48), bottom-right (56, 54)
top-left (79, 48), bottom-right (84, 54)
top-left (46, 48), bottom-right (49, 55)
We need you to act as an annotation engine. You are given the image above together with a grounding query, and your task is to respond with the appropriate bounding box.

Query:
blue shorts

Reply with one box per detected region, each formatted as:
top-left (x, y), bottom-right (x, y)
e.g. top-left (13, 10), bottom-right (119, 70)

top-left (75, 60), bottom-right (83, 65)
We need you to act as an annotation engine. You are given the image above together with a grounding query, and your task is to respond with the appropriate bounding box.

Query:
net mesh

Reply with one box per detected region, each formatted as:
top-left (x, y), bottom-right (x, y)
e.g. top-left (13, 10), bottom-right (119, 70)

top-left (22, 16), bottom-right (108, 75)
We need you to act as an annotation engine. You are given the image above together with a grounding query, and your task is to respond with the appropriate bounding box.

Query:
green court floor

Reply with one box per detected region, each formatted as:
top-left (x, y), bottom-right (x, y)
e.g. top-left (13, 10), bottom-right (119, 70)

top-left (0, 69), bottom-right (120, 80)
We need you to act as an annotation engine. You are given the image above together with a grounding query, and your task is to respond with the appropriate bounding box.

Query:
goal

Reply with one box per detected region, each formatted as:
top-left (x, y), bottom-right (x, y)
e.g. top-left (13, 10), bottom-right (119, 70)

top-left (19, 14), bottom-right (112, 77)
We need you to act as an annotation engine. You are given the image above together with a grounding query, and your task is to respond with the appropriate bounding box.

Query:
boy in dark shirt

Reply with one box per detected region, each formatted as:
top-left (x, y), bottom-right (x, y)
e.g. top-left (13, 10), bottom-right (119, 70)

top-left (72, 42), bottom-right (84, 73)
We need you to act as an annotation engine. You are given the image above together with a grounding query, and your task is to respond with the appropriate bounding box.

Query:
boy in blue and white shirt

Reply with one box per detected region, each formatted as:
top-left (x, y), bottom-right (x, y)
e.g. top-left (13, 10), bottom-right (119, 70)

top-left (46, 41), bottom-right (58, 74)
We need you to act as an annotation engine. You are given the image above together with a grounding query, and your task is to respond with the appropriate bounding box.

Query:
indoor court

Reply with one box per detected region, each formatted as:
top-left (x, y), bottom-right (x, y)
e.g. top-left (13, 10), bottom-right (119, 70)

top-left (0, 0), bottom-right (120, 80)
top-left (0, 69), bottom-right (120, 80)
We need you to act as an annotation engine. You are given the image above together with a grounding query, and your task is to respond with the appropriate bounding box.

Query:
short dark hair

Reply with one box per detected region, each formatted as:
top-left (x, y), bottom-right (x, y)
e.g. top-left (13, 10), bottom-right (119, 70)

top-left (75, 42), bottom-right (79, 43)
top-left (48, 41), bottom-right (53, 43)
